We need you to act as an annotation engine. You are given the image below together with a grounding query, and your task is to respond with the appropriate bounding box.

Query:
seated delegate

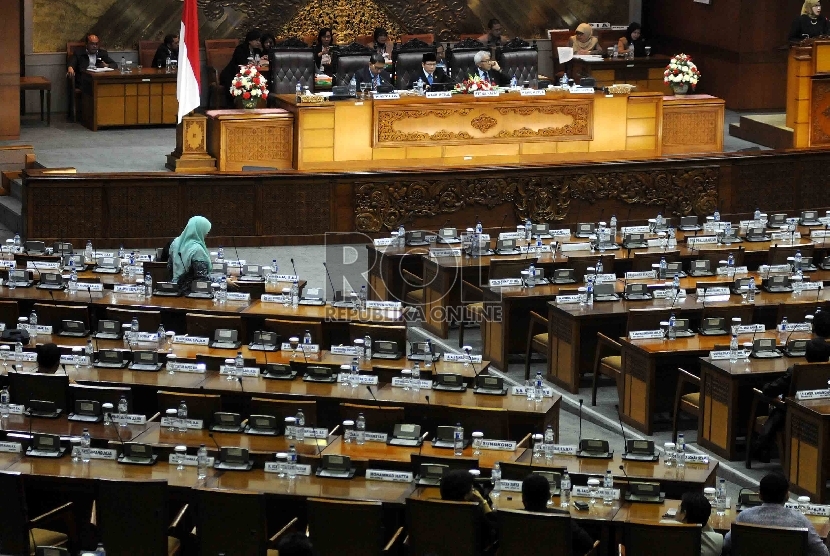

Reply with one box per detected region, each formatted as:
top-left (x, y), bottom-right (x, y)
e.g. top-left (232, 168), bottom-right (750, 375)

top-left (617, 22), bottom-right (647, 56)
top-left (219, 30), bottom-right (263, 104)
top-left (167, 215), bottom-right (213, 293)
top-left (477, 18), bottom-right (508, 46)
top-left (411, 52), bottom-right (449, 89)
top-left (472, 50), bottom-right (508, 86)
top-left (151, 34), bottom-right (179, 69)
top-left (568, 23), bottom-right (603, 55)
top-left (67, 33), bottom-right (117, 77)
top-left (352, 53), bottom-right (393, 91)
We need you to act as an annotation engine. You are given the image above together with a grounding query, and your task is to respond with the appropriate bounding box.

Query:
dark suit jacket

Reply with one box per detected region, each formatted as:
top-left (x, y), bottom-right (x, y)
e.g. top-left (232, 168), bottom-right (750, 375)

top-left (151, 44), bottom-right (178, 69)
top-left (473, 67), bottom-right (508, 87)
top-left (352, 66), bottom-right (393, 90)
top-left (69, 48), bottom-right (117, 74)
top-left (411, 68), bottom-right (449, 89)
top-left (219, 44), bottom-right (262, 90)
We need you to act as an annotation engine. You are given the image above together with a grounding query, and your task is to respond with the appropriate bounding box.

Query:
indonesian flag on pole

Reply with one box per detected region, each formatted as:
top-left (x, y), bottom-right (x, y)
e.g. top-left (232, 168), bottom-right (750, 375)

top-left (176, 0), bottom-right (201, 123)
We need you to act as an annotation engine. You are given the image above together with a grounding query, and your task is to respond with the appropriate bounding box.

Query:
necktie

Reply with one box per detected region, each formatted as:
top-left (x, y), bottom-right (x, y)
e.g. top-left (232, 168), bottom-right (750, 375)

top-left (483, 70), bottom-right (490, 81)
top-left (427, 74), bottom-right (433, 85)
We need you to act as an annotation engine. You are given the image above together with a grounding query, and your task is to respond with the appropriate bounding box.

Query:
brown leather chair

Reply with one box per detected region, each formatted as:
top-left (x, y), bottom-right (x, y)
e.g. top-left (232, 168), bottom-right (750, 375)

top-left (497, 508), bottom-right (572, 556)
top-left (592, 332), bottom-right (622, 406)
top-left (32, 302), bottom-right (90, 331)
top-left (700, 303), bottom-right (754, 324)
top-left (185, 313), bottom-right (245, 343)
top-left (623, 521), bottom-right (701, 556)
top-left (263, 318), bottom-right (323, 346)
top-left (157, 390), bottom-right (220, 428)
top-left (66, 40), bottom-right (85, 121)
top-left (525, 310), bottom-right (548, 381)
top-left (730, 522), bottom-right (807, 555)
top-left (767, 243), bottom-right (814, 266)
top-left (406, 498), bottom-right (484, 556)
top-left (626, 308), bottom-right (672, 333)
top-left (105, 307), bottom-right (162, 332)
top-left (249, 397), bottom-right (317, 426)
top-left (672, 367), bottom-right (700, 443)
top-left (138, 40), bottom-right (163, 69)
top-left (339, 402), bottom-right (405, 435)
top-left (204, 39), bottom-right (239, 108)
top-left (307, 498), bottom-right (403, 556)
top-left (631, 250), bottom-right (680, 272)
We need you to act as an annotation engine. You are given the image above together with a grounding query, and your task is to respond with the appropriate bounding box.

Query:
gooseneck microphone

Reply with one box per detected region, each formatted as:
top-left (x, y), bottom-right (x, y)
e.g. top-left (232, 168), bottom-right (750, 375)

top-left (614, 404), bottom-right (628, 454)
top-left (577, 398), bottom-right (584, 445)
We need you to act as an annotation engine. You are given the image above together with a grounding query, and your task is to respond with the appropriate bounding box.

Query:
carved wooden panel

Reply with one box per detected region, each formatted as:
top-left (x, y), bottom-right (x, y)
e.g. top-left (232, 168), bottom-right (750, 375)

top-left (792, 414), bottom-right (820, 447)
top-left (731, 160), bottom-right (797, 214)
top-left (260, 182), bottom-right (331, 235)
top-left (106, 183), bottom-right (180, 240)
top-left (810, 78), bottom-right (830, 147)
top-left (624, 350), bottom-right (649, 383)
top-left (550, 312), bottom-right (572, 343)
top-left (703, 372), bottom-right (730, 405)
top-left (663, 111), bottom-right (718, 147)
top-left (185, 182), bottom-right (258, 237)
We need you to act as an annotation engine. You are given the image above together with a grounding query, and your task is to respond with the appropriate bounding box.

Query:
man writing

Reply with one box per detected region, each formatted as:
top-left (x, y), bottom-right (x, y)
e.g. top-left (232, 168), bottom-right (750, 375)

top-left (67, 34), bottom-right (117, 77)
top-left (353, 53), bottom-right (392, 91)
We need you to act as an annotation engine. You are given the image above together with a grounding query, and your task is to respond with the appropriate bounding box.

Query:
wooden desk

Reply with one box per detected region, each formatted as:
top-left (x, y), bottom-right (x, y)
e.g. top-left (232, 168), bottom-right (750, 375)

top-left (0, 413), bottom-right (150, 444)
top-left (19, 76), bottom-right (52, 125)
top-left (785, 397), bottom-right (830, 503)
top-left (80, 68), bottom-right (177, 131)
top-left (662, 95), bottom-right (725, 155)
top-left (206, 109), bottom-right (294, 171)
top-left (570, 55), bottom-right (671, 93)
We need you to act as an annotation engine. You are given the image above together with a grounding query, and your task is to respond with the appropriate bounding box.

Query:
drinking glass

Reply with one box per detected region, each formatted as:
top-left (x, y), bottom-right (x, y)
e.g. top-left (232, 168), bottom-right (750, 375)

top-left (289, 336), bottom-right (299, 359)
top-left (175, 446), bottom-right (186, 470)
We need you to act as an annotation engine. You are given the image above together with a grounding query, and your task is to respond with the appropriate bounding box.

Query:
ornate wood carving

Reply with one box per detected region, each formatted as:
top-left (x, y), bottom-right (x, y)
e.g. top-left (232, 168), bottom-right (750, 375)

top-left (662, 111), bottom-right (719, 147)
top-left (470, 114), bottom-right (498, 133)
top-left (811, 79), bottom-right (830, 146)
top-left (398, 38), bottom-right (433, 51)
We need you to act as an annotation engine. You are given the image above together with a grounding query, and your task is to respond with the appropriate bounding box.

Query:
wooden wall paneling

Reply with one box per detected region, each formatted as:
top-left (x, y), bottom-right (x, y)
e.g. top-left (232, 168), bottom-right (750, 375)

top-left (0, 0), bottom-right (20, 140)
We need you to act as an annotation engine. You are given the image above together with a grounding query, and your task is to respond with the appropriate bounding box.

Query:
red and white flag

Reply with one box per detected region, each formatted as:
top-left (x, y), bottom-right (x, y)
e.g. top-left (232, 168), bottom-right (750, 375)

top-left (176, 0), bottom-right (201, 122)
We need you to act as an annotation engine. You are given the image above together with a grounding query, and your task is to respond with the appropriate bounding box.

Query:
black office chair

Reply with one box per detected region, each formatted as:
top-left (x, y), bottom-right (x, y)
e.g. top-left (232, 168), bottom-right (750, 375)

top-left (268, 39), bottom-right (316, 96)
top-left (496, 38), bottom-right (539, 84)
top-left (447, 38), bottom-right (486, 83)
top-left (333, 43), bottom-right (373, 86)
top-left (393, 39), bottom-right (435, 89)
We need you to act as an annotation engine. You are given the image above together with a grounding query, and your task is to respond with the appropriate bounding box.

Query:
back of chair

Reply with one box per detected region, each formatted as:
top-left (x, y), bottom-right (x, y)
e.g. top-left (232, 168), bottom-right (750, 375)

top-left (401, 34), bottom-right (435, 45)
top-left (626, 308), bottom-right (672, 334)
top-left (624, 521), bottom-right (701, 556)
top-left (790, 362), bottom-right (830, 394)
top-left (143, 261), bottom-right (170, 284)
top-left (249, 397), bottom-right (317, 426)
top-left (264, 318), bottom-right (323, 345)
top-left (348, 322), bottom-right (406, 350)
top-left (0, 471), bottom-right (31, 555)
top-left (97, 479), bottom-right (168, 556)
top-left (496, 39), bottom-right (538, 83)
top-left (138, 40), bottom-right (162, 69)
top-left (631, 251), bottom-right (680, 272)
top-left (497, 508), bottom-right (571, 556)
top-left (105, 307), bottom-right (162, 332)
top-left (185, 313), bottom-right (246, 342)
top-left (768, 244), bottom-right (814, 266)
top-left (394, 50), bottom-right (430, 89)
top-left (730, 522), bottom-right (807, 556)
top-left (8, 371), bottom-right (70, 411)
top-left (340, 403), bottom-right (405, 435)
top-left (195, 488), bottom-right (267, 556)
top-left (195, 353), bottom-right (256, 371)
top-left (489, 258), bottom-right (536, 280)
top-left (157, 390), bottom-right (221, 426)
top-left (700, 304), bottom-right (754, 324)
top-left (32, 302), bottom-right (89, 329)
top-left (427, 404), bottom-right (509, 440)
top-left (69, 383), bottom-right (132, 412)
top-left (333, 42), bottom-right (373, 86)
top-left (695, 248), bottom-right (745, 269)
top-left (775, 302), bottom-right (822, 324)
top-left (568, 254), bottom-right (615, 281)
top-left (498, 461), bottom-right (566, 481)
top-left (307, 498), bottom-right (385, 556)
top-left (269, 49), bottom-right (316, 94)
top-left (0, 299), bottom-right (19, 328)
top-left (406, 498), bottom-right (482, 556)
top-left (447, 38), bottom-right (486, 82)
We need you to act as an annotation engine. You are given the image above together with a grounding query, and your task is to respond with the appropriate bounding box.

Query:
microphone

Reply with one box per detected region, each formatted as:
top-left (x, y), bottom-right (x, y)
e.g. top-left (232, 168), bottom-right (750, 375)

top-left (464, 346), bottom-right (482, 380)
top-left (290, 258), bottom-right (298, 279)
top-left (497, 212), bottom-right (509, 239)
top-left (237, 376), bottom-right (244, 393)
top-left (417, 395), bottom-right (431, 457)
top-left (365, 385), bottom-right (380, 406)
top-left (230, 235), bottom-right (242, 271)
top-left (108, 411), bottom-right (127, 456)
top-left (322, 262), bottom-right (338, 303)
top-left (623, 206), bottom-right (633, 231)
top-left (614, 404), bottom-right (628, 454)
top-left (577, 398), bottom-right (583, 445)
top-left (208, 432), bottom-right (222, 452)
top-left (618, 464), bottom-right (630, 483)
top-left (572, 204), bottom-right (582, 233)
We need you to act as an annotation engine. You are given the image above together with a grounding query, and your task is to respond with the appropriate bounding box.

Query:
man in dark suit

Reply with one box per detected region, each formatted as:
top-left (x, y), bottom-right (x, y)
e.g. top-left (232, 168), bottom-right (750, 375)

top-left (410, 52), bottom-right (449, 90)
top-left (67, 34), bottom-right (117, 77)
top-left (473, 50), bottom-right (508, 86)
top-left (522, 474), bottom-right (596, 556)
top-left (151, 34), bottom-right (179, 69)
top-left (352, 53), bottom-right (392, 91)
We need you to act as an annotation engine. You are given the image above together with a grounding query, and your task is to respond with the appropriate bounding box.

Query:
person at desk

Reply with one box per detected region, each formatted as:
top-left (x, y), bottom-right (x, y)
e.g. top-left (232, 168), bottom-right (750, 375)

top-left (412, 52), bottom-right (449, 89)
top-left (259, 32), bottom-right (276, 68)
top-left (219, 29), bottom-right (263, 102)
top-left (478, 18), bottom-right (508, 46)
top-left (723, 472), bottom-right (829, 556)
top-left (568, 23), bottom-right (603, 56)
top-left (314, 27), bottom-right (335, 74)
top-left (67, 34), bottom-right (117, 77)
top-left (372, 27), bottom-right (392, 63)
top-left (660, 492), bottom-right (723, 556)
top-left (167, 215), bottom-right (212, 293)
top-left (521, 474), bottom-right (595, 556)
top-left (352, 53), bottom-right (393, 91)
top-left (753, 309), bottom-right (830, 461)
top-left (440, 469), bottom-right (497, 545)
top-left (790, 0), bottom-right (830, 41)
top-left (151, 34), bottom-right (179, 69)
top-left (473, 50), bottom-right (508, 85)
top-left (36, 343), bottom-right (75, 383)
top-left (617, 22), bottom-right (647, 56)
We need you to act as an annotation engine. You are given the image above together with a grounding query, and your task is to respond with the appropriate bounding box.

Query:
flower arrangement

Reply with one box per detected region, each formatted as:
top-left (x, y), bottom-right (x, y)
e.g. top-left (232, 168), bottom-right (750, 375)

top-left (453, 74), bottom-right (495, 94)
top-left (230, 64), bottom-right (269, 106)
top-left (663, 53), bottom-right (701, 91)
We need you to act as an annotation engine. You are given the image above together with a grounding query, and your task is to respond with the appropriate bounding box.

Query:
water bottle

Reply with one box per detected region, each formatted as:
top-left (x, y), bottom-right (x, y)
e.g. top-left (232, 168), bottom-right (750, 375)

top-left (596, 258), bottom-right (604, 275)
top-left (397, 224), bottom-right (405, 248)
top-left (543, 425), bottom-right (555, 461)
top-left (349, 76), bottom-right (357, 97)
top-left (727, 252), bottom-right (735, 278)
top-left (411, 362), bottom-right (420, 392)
top-left (295, 82), bottom-right (302, 102)
top-left (356, 413), bottom-right (366, 445)
top-left (69, 261), bottom-right (78, 293)
top-left (586, 278), bottom-right (594, 307)
top-left (94, 542), bottom-right (106, 556)
top-left (120, 56), bottom-right (126, 73)
top-left (535, 236), bottom-right (542, 258)
top-left (197, 444), bottom-right (208, 479)
top-left (510, 75), bottom-right (517, 88)
top-left (535, 371), bottom-right (544, 402)
top-left (218, 276), bottom-right (227, 302)
top-left (713, 208), bottom-right (720, 222)
top-left (143, 272), bottom-right (153, 297)
top-left (291, 280), bottom-right (300, 308)
top-left (560, 72), bottom-right (569, 87)
top-left (677, 433), bottom-right (686, 467)
top-left (29, 309), bottom-right (37, 328)
top-left (271, 258), bottom-right (278, 278)
top-left (85, 240), bottom-right (94, 263)
top-left (672, 274), bottom-right (680, 299)
top-left (235, 351), bottom-right (244, 379)
top-left (303, 330), bottom-right (312, 344)
top-left (81, 428), bottom-right (91, 462)
top-left (14, 341), bottom-right (22, 368)
top-left (295, 409), bottom-right (305, 442)
top-left (491, 461), bottom-right (502, 499)
top-left (610, 215), bottom-right (617, 242)
top-left (423, 339), bottom-right (433, 370)
top-left (128, 252), bottom-right (136, 280)
top-left (358, 285), bottom-right (367, 310)
top-left (659, 257), bottom-right (667, 279)
top-left (177, 400), bottom-right (188, 432)
top-left (350, 357), bottom-right (359, 388)
top-left (0, 385), bottom-right (9, 417)
top-left (287, 444), bottom-right (298, 479)
top-left (715, 477), bottom-right (727, 516)
top-left (363, 335), bottom-right (372, 361)
top-left (729, 332), bottom-right (739, 363)
top-left (85, 337), bottom-right (93, 366)
top-left (528, 262), bottom-right (536, 288)
top-left (415, 78), bottom-right (425, 95)
top-left (603, 470), bottom-right (614, 505)
top-left (13, 232), bottom-right (20, 249)
top-left (668, 313), bottom-right (677, 340)
top-left (130, 317), bottom-right (140, 341)
top-left (612, 44), bottom-right (619, 58)
top-left (754, 207), bottom-right (761, 221)
top-left (157, 324), bottom-right (166, 350)
top-left (525, 378), bottom-right (535, 401)
top-left (779, 316), bottom-right (789, 344)
top-left (217, 247), bottom-right (224, 261)
top-left (598, 222), bottom-right (607, 252)
top-left (118, 395), bottom-right (128, 425)
top-left (525, 218), bottom-right (532, 242)
top-left (118, 245), bottom-right (125, 259)
top-left (453, 422), bottom-right (464, 456)
top-left (561, 471), bottom-right (572, 507)
top-left (748, 277), bottom-right (756, 303)
top-left (794, 250), bottom-right (803, 273)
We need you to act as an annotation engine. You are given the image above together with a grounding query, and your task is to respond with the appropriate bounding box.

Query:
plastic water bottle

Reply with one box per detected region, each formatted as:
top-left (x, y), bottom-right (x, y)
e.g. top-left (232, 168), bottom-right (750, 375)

top-left (217, 247), bottom-right (224, 262)
top-left (510, 75), bottom-right (517, 88)
top-left (217, 276), bottom-right (227, 302)
top-left (358, 285), bottom-right (367, 310)
top-left (561, 471), bottom-right (572, 507)
top-left (118, 395), bottom-right (128, 426)
top-left (727, 252), bottom-right (735, 278)
top-left (349, 75), bottom-right (357, 97)
top-left (142, 273), bottom-right (152, 297)
top-left (295, 82), bottom-right (302, 101)
top-left (779, 316), bottom-right (789, 344)
top-left (0, 385), bottom-right (9, 417)
top-left (397, 224), bottom-right (405, 248)
top-left (754, 208), bottom-right (761, 221)
top-left (748, 277), bottom-right (756, 303)
top-left (491, 461), bottom-right (502, 500)
top-left (535, 236), bottom-right (542, 258)
top-left (668, 313), bottom-right (677, 340)
top-left (14, 341), bottom-right (22, 368)
top-left (535, 371), bottom-right (544, 402)
top-left (586, 278), bottom-right (594, 307)
top-left (603, 470), bottom-right (614, 505)
top-left (677, 433), bottom-right (686, 467)
top-left (356, 413), bottom-right (366, 445)
top-left (128, 252), bottom-right (136, 280)
top-left (129, 317), bottom-right (139, 343)
top-left (177, 400), bottom-right (188, 432)
top-left (85, 240), bottom-right (94, 263)
top-left (415, 77), bottom-right (425, 95)
top-left (94, 542), bottom-right (106, 556)
top-left (81, 428), bottom-right (91, 462)
top-left (525, 218), bottom-right (533, 241)
top-left (303, 330), bottom-right (312, 345)
top-left (85, 338), bottom-right (93, 366)
top-left (197, 444), bottom-right (208, 479)
top-left (672, 274), bottom-right (680, 299)
top-left (119, 56), bottom-right (126, 73)
top-left (69, 261), bottom-right (78, 293)
top-left (13, 232), bottom-right (20, 249)
top-left (235, 351), bottom-right (244, 379)
top-left (363, 335), bottom-right (372, 361)
top-left (544, 425), bottom-right (555, 461)
top-left (528, 262), bottom-right (536, 288)
top-left (659, 257), bottom-right (667, 279)
top-left (29, 309), bottom-right (37, 328)
top-left (596, 258), bottom-right (604, 275)
top-left (287, 444), bottom-right (298, 479)
top-left (729, 332), bottom-right (739, 363)
top-left (295, 409), bottom-right (305, 442)
top-left (291, 280), bottom-right (299, 308)
top-left (794, 250), bottom-right (803, 273)
top-left (411, 362), bottom-right (420, 392)
top-left (713, 208), bottom-right (720, 222)
top-left (350, 357), bottom-right (359, 388)
top-left (560, 72), bottom-right (569, 87)
top-left (715, 477), bottom-right (727, 516)
top-left (454, 422), bottom-right (464, 456)
top-left (610, 215), bottom-right (617, 242)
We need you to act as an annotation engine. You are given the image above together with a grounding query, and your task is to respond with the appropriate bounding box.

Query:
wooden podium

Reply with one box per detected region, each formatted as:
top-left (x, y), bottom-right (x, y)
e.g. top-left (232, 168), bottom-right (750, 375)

top-left (786, 38), bottom-right (830, 148)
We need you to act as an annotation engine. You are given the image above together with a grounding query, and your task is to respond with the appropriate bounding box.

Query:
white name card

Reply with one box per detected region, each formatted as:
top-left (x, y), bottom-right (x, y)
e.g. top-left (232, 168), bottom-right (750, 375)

top-left (166, 362), bottom-right (206, 373)
top-left (761, 264), bottom-right (793, 274)
top-left (443, 353), bottom-right (483, 363)
top-left (273, 274), bottom-right (299, 282)
top-left (0, 441), bottom-right (22, 453)
top-left (391, 377), bottom-right (432, 389)
top-left (555, 295), bottom-right (582, 304)
top-left (709, 350), bottom-right (751, 360)
top-left (0, 261), bottom-right (16, 269)
top-left (811, 230), bottom-right (830, 238)
top-left (13, 352), bottom-right (38, 362)
top-left (113, 285), bottom-right (144, 294)
top-left (88, 448), bottom-right (118, 460)
top-left (365, 300), bottom-right (402, 310)
top-left (160, 417), bottom-right (203, 429)
top-left (499, 232), bottom-right (526, 240)
top-left (260, 294), bottom-right (285, 303)
top-left (715, 266), bottom-right (749, 275)
top-left (499, 479), bottom-right (523, 492)
top-left (473, 90), bottom-right (499, 97)
top-left (735, 324), bottom-right (765, 334)
top-left (20, 324), bottom-right (52, 335)
top-left (489, 278), bottom-right (523, 287)
top-left (75, 282), bottom-right (104, 292)
top-left (373, 93), bottom-right (400, 100)
top-left (510, 386), bottom-right (554, 397)
top-left (60, 355), bottom-right (90, 366)
top-left (552, 444), bottom-right (578, 455)
top-left (520, 88), bottom-right (546, 96)
top-left (134, 254), bottom-right (152, 261)
top-left (573, 486), bottom-right (621, 500)
top-left (167, 454), bottom-right (215, 467)
top-left (625, 271), bottom-right (657, 280)
top-left (479, 439), bottom-right (517, 451)
top-left (123, 265), bottom-right (143, 274)
top-left (172, 335), bottom-right (210, 346)
top-left (280, 343), bottom-right (320, 353)
top-left (703, 222), bottom-right (729, 232)
top-left (331, 345), bottom-right (362, 356)
top-left (429, 248), bottom-right (462, 258)
top-left (782, 323), bottom-right (812, 332)
top-left (7, 404), bottom-right (24, 414)
top-left (801, 282), bottom-right (822, 291)
top-left (621, 226), bottom-right (651, 234)
top-left (590, 274), bottom-right (618, 284)
top-left (336, 373), bottom-right (379, 385)
top-left (771, 232), bottom-right (801, 240)
top-left (110, 413), bottom-right (147, 425)
top-left (364, 431), bottom-right (389, 443)
top-left (366, 468), bottom-right (414, 482)
top-left (569, 87), bottom-right (595, 94)
top-left (373, 238), bottom-right (395, 247)
top-left (684, 453), bottom-right (710, 465)
top-left (219, 366), bottom-right (261, 377)
top-left (520, 244), bottom-right (552, 253)
top-left (286, 427), bottom-right (328, 439)
top-left (696, 287), bottom-right (730, 297)
top-left (426, 91), bottom-right (453, 99)
top-left (687, 236), bottom-right (718, 245)
top-left (550, 229), bottom-right (572, 237)
top-left (226, 292), bottom-right (251, 302)
top-left (223, 260), bottom-right (245, 268)
top-left (653, 289), bottom-right (684, 300)
top-left (795, 389), bottom-right (830, 400)
top-left (629, 330), bottom-right (665, 340)
top-left (27, 261), bottom-right (60, 269)
top-left (560, 243), bottom-right (591, 252)
top-left (264, 462), bottom-right (312, 475)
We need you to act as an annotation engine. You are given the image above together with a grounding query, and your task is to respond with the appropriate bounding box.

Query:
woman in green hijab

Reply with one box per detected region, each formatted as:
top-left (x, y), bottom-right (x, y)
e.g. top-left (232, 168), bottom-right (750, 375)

top-left (167, 216), bottom-right (213, 292)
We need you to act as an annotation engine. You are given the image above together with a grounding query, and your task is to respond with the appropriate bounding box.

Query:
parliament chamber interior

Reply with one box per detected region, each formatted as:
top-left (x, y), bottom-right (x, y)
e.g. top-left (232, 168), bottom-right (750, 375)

top-left (2, 0), bottom-right (830, 554)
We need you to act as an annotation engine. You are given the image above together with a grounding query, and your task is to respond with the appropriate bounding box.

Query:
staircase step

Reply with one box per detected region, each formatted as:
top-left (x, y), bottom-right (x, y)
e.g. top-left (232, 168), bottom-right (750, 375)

top-left (0, 196), bottom-right (22, 236)
top-left (10, 178), bottom-right (23, 202)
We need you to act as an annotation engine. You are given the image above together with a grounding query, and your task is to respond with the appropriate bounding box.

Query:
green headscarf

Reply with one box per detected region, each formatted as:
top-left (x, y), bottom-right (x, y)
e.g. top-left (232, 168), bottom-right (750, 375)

top-left (170, 216), bottom-right (212, 281)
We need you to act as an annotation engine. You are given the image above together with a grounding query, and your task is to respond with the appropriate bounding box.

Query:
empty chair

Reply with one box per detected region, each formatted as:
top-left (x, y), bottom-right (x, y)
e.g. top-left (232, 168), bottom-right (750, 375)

top-left (105, 308), bottom-right (163, 332)
top-left (0, 470), bottom-right (76, 555)
top-left (729, 522), bottom-right (807, 556)
top-left (249, 398), bottom-right (317, 426)
top-left (349, 322), bottom-right (406, 349)
top-left (205, 39), bottom-right (240, 108)
top-left (307, 498), bottom-right (402, 556)
top-left (194, 488), bottom-right (274, 556)
top-left (700, 304), bottom-right (754, 324)
top-left (631, 251), bottom-right (680, 272)
top-left (568, 254), bottom-right (615, 282)
top-left (410, 453), bottom-right (480, 474)
top-left (497, 508), bottom-right (572, 556)
top-left (428, 404), bottom-right (509, 440)
top-left (137, 40), bottom-right (162, 69)
top-left (157, 391), bottom-right (220, 427)
top-left (0, 300), bottom-right (20, 328)
top-left (524, 310), bottom-right (549, 381)
top-left (775, 301), bottom-right (822, 323)
top-left (626, 308), bottom-right (672, 333)
top-left (268, 46), bottom-right (316, 95)
top-left (142, 261), bottom-right (170, 284)
top-left (767, 244), bottom-right (813, 266)
top-left (8, 370), bottom-right (70, 412)
top-left (32, 303), bottom-right (89, 330)
top-left (497, 461), bottom-right (567, 481)
top-left (406, 498), bottom-right (484, 556)
top-left (695, 247), bottom-right (745, 269)
top-left (185, 313), bottom-right (246, 343)
top-left (195, 353), bottom-right (256, 371)
top-left (623, 521), bottom-right (701, 556)
top-left (592, 332), bottom-right (622, 406)
top-left (263, 318), bottom-right (323, 345)
top-left (672, 368), bottom-right (700, 444)
top-left (96, 478), bottom-right (184, 556)
top-left (495, 38), bottom-right (539, 84)
top-left (339, 403), bottom-right (405, 435)
top-left (69, 384), bottom-right (132, 411)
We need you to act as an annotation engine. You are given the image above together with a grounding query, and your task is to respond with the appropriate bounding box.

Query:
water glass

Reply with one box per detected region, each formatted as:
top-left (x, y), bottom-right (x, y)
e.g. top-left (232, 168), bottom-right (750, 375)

top-left (703, 487), bottom-right (717, 505)
top-left (798, 496), bottom-right (811, 514)
top-left (167, 354), bottom-right (177, 375)
top-left (175, 446), bottom-right (187, 470)
top-left (71, 443), bottom-right (81, 462)
top-left (400, 369), bottom-right (411, 390)
top-left (342, 420), bottom-right (354, 443)
top-left (472, 431), bottom-right (484, 456)
top-left (532, 434), bottom-right (544, 460)
top-left (166, 409), bottom-right (177, 431)
top-left (645, 46), bottom-right (652, 56)
top-left (663, 442), bottom-right (676, 466)
top-left (224, 358), bottom-right (236, 381)
top-left (102, 403), bottom-right (113, 425)
top-left (588, 478), bottom-right (600, 504)
top-left (289, 337), bottom-right (299, 359)
top-left (282, 287), bottom-right (291, 307)
top-left (285, 417), bottom-right (296, 440)
top-left (275, 452), bottom-right (288, 478)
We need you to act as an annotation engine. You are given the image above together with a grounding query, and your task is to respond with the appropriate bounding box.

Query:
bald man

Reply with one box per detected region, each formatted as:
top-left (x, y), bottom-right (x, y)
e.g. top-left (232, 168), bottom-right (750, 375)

top-left (67, 34), bottom-right (117, 77)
